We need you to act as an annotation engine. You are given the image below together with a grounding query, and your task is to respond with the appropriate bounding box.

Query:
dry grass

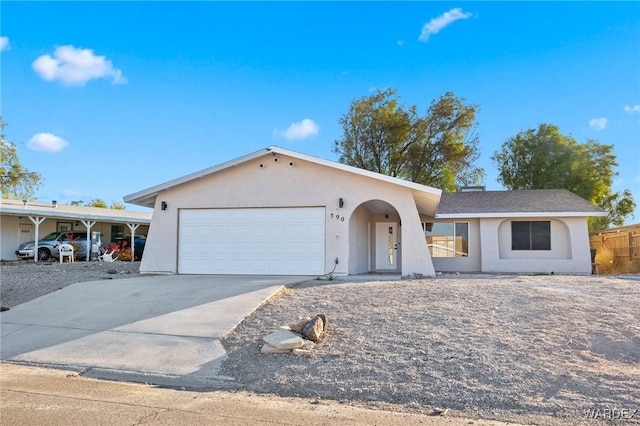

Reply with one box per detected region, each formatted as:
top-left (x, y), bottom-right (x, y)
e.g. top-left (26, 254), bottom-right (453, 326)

top-left (594, 246), bottom-right (638, 274)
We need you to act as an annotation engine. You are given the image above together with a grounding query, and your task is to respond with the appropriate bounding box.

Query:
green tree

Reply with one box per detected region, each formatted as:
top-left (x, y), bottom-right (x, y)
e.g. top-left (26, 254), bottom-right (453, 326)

top-left (492, 123), bottom-right (635, 231)
top-left (0, 117), bottom-right (43, 200)
top-left (110, 201), bottom-right (126, 210)
top-left (70, 199), bottom-right (125, 209)
top-left (87, 198), bottom-right (107, 208)
top-left (334, 88), bottom-right (484, 191)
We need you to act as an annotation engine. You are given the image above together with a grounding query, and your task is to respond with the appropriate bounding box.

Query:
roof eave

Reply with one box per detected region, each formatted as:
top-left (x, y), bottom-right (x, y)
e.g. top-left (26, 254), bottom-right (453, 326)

top-left (124, 148), bottom-right (272, 206)
top-left (435, 211), bottom-right (609, 219)
top-left (0, 208), bottom-right (152, 224)
top-left (124, 145), bottom-right (443, 208)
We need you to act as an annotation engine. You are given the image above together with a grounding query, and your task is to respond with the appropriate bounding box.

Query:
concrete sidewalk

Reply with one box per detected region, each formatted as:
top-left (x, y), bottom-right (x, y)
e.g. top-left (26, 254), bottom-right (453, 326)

top-left (0, 275), bottom-right (310, 388)
top-left (0, 363), bottom-right (515, 426)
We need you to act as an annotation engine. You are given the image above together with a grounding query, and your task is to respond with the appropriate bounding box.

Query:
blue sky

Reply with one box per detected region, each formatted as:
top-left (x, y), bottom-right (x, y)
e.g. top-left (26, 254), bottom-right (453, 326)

top-left (2, 2), bottom-right (639, 221)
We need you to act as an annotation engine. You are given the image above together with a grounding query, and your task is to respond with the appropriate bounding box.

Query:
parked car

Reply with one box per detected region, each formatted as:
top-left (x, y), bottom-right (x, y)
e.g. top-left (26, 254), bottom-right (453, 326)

top-left (107, 236), bottom-right (146, 260)
top-left (15, 231), bottom-right (92, 261)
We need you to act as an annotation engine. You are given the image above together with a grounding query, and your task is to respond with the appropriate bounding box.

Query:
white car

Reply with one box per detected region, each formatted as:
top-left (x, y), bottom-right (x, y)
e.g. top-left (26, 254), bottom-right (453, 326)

top-left (15, 231), bottom-right (92, 261)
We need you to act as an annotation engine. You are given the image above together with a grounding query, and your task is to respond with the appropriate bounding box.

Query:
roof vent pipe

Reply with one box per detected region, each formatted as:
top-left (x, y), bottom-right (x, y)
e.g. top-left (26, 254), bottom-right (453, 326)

top-left (457, 186), bottom-right (486, 192)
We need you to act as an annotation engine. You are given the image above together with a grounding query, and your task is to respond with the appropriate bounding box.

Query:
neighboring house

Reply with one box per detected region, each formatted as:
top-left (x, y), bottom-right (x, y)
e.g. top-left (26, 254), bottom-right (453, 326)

top-left (0, 199), bottom-right (152, 261)
top-left (124, 146), bottom-right (607, 277)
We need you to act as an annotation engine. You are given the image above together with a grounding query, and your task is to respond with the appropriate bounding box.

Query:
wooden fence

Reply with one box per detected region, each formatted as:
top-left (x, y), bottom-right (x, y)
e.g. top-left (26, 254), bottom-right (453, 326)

top-left (590, 225), bottom-right (640, 274)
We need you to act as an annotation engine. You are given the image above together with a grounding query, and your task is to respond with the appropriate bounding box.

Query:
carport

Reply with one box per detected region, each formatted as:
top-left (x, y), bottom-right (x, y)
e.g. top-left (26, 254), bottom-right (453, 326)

top-left (0, 199), bottom-right (151, 261)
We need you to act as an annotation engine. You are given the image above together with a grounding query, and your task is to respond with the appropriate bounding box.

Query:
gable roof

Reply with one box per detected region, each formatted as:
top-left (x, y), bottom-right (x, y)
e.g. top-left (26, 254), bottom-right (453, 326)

top-left (124, 146), bottom-right (443, 215)
top-left (436, 189), bottom-right (607, 218)
top-left (0, 199), bottom-right (152, 223)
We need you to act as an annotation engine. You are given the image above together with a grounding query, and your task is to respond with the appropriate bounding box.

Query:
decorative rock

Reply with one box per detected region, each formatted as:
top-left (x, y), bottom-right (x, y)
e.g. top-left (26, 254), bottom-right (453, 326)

top-left (302, 339), bottom-right (315, 350)
top-left (289, 317), bottom-right (311, 333)
top-left (261, 343), bottom-right (291, 354)
top-left (292, 348), bottom-right (313, 356)
top-left (316, 314), bottom-right (328, 334)
top-left (263, 328), bottom-right (305, 350)
top-left (302, 316), bottom-right (325, 342)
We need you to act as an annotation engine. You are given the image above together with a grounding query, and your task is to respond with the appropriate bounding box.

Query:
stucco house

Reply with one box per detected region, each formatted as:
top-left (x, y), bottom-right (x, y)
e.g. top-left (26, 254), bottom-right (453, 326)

top-left (0, 199), bottom-right (152, 261)
top-left (124, 146), bottom-right (606, 277)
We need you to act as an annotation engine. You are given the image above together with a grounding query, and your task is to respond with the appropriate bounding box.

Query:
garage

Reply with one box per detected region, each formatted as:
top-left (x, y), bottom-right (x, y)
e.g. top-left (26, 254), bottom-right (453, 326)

top-left (178, 207), bottom-right (325, 275)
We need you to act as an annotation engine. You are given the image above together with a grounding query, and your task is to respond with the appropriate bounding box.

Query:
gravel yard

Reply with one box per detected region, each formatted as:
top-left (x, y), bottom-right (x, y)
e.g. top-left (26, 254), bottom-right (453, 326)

top-left (2, 264), bottom-right (638, 425)
top-left (0, 261), bottom-right (142, 309)
top-left (220, 274), bottom-right (640, 425)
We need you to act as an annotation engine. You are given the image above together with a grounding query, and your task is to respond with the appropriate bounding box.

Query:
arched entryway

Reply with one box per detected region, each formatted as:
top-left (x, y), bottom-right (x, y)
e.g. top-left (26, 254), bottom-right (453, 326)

top-left (348, 199), bottom-right (402, 274)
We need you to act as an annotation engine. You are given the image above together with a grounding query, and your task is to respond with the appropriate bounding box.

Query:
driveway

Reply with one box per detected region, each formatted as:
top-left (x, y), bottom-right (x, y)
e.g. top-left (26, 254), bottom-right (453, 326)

top-left (0, 275), bottom-right (311, 388)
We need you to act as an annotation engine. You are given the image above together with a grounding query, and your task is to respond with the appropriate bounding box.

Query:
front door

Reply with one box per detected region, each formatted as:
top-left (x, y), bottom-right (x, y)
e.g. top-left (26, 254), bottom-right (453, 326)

top-left (19, 224), bottom-right (33, 244)
top-left (375, 222), bottom-right (398, 271)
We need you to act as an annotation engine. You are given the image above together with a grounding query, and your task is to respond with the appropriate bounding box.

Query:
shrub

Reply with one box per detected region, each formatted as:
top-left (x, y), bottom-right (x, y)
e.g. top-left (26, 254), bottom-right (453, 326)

top-left (106, 241), bottom-right (133, 261)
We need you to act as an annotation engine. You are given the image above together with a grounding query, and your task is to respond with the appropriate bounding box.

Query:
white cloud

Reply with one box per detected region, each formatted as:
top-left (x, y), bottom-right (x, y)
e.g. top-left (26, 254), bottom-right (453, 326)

top-left (27, 133), bottom-right (69, 152)
top-left (588, 117), bottom-right (607, 130)
top-left (277, 119), bottom-right (319, 141)
top-left (0, 36), bottom-right (9, 51)
top-left (418, 8), bottom-right (472, 42)
top-left (32, 45), bottom-right (126, 86)
top-left (624, 104), bottom-right (640, 113)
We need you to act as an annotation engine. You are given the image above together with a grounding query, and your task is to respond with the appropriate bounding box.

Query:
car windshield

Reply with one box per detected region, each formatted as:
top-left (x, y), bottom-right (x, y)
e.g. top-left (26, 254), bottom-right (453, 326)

top-left (41, 232), bottom-right (62, 241)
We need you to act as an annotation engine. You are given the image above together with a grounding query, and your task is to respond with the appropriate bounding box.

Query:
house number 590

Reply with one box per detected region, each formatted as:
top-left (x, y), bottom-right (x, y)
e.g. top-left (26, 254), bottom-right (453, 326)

top-left (329, 213), bottom-right (345, 222)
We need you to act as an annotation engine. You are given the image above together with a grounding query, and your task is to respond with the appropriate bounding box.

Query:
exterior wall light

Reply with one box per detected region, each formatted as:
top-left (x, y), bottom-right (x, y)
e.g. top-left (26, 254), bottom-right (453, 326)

top-left (161, 201), bottom-right (168, 211)
top-left (339, 198), bottom-right (344, 208)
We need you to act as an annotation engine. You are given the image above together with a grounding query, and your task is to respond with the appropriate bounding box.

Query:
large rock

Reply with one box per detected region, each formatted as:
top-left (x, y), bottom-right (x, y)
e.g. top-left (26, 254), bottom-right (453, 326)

top-left (289, 317), bottom-right (311, 333)
top-left (317, 314), bottom-right (328, 334)
top-left (261, 343), bottom-right (291, 354)
top-left (302, 315), bottom-right (326, 342)
top-left (263, 329), bottom-right (305, 350)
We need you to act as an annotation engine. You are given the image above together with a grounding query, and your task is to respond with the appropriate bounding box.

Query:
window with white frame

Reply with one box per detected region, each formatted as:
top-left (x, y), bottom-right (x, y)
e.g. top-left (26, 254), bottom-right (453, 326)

top-left (423, 222), bottom-right (469, 257)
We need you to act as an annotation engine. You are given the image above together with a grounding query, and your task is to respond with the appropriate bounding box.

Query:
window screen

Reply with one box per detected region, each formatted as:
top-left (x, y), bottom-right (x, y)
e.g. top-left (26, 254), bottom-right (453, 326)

top-left (511, 221), bottom-right (550, 250)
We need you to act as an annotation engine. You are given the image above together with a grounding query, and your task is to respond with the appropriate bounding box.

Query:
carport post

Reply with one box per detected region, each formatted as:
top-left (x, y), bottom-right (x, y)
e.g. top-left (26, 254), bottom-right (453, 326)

top-left (126, 223), bottom-right (140, 262)
top-left (80, 220), bottom-right (96, 261)
top-left (28, 216), bottom-right (46, 263)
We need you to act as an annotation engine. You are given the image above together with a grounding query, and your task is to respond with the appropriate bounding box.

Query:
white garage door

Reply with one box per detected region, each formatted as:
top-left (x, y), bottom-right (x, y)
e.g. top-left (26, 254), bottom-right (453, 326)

top-left (178, 207), bottom-right (325, 275)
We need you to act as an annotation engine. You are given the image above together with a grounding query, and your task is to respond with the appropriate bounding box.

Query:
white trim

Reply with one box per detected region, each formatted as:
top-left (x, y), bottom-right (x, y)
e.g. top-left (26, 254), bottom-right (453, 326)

top-left (1, 199), bottom-right (152, 224)
top-left (436, 211), bottom-right (608, 219)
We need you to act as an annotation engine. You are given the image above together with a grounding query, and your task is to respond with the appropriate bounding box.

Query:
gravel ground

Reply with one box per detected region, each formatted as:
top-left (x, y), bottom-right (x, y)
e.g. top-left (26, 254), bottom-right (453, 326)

top-left (220, 274), bottom-right (640, 425)
top-left (0, 261), bottom-right (142, 309)
top-left (2, 265), bottom-right (639, 425)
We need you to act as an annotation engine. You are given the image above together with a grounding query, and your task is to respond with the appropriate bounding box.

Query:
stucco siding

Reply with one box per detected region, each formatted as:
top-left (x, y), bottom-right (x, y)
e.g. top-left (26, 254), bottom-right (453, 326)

top-left (348, 206), bottom-right (370, 274)
top-left (139, 152), bottom-right (436, 276)
top-left (430, 218), bottom-right (482, 273)
top-left (480, 217), bottom-right (592, 274)
top-left (1, 216), bottom-right (21, 260)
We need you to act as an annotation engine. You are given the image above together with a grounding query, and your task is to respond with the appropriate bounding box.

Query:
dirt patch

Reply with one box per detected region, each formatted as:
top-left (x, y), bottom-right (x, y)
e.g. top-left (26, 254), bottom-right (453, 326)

top-left (220, 274), bottom-right (640, 425)
top-left (0, 261), bottom-right (143, 308)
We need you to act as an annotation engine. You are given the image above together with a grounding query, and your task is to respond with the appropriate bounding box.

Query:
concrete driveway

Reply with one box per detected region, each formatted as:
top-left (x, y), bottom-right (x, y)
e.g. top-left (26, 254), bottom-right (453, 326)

top-left (0, 275), bottom-right (311, 388)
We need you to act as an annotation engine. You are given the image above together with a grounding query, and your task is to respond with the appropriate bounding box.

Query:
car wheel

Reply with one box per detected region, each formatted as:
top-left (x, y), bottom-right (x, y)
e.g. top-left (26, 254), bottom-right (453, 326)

top-left (37, 248), bottom-right (51, 261)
